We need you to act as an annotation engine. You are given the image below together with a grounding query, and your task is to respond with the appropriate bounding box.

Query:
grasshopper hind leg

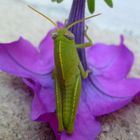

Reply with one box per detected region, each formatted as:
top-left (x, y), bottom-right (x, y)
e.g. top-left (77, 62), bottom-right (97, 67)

top-left (55, 77), bottom-right (64, 132)
top-left (66, 76), bottom-right (81, 134)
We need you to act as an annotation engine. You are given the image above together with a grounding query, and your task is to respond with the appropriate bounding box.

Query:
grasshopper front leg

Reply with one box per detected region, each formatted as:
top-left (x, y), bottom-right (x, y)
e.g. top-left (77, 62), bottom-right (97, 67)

top-left (54, 73), bottom-right (64, 132)
top-left (75, 29), bottom-right (93, 48)
top-left (78, 61), bottom-right (92, 79)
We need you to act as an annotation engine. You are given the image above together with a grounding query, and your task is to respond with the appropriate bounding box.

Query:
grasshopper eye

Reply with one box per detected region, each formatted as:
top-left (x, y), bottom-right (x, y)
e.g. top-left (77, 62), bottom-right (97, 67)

top-left (52, 32), bottom-right (58, 39)
top-left (64, 33), bottom-right (75, 40)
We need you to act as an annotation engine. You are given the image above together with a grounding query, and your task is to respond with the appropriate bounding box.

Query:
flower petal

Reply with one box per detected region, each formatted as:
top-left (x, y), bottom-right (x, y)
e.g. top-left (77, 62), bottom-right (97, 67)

top-left (0, 38), bottom-right (53, 86)
top-left (82, 79), bottom-right (132, 116)
top-left (92, 76), bottom-right (140, 97)
top-left (0, 38), bottom-right (50, 73)
top-left (87, 36), bottom-right (134, 81)
top-left (86, 35), bottom-right (140, 97)
top-left (61, 113), bottom-right (101, 140)
top-left (39, 30), bottom-right (54, 72)
top-left (30, 75), bottom-right (56, 121)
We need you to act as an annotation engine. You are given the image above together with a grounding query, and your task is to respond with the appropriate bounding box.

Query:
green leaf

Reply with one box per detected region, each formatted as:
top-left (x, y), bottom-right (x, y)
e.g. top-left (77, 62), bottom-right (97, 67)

top-left (87, 0), bottom-right (95, 14)
top-left (104, 0), bottom-right (113, 8)
top-left (51, 0), bottom-right (64, 3)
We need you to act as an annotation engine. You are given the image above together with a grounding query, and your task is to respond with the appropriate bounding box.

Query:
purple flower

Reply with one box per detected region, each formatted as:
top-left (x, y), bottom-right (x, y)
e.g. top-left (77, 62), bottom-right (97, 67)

top-left (0, 27), bottom-right (140, 140)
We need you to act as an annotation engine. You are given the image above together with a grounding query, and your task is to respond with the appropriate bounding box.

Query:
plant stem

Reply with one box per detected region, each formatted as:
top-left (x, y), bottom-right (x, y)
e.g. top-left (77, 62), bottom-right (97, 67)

top-left (67, 0), bottom-right (87, 70)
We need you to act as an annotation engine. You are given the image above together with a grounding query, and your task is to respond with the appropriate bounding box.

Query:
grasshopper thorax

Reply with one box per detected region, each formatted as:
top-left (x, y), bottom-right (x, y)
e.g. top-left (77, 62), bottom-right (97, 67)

top-left (51, 28), bottom-right (75, 40)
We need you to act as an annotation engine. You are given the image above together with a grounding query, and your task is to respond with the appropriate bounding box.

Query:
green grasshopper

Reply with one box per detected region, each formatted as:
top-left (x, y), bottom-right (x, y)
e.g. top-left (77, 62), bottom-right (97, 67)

top-left (29, 6), bottom-right (100, 134)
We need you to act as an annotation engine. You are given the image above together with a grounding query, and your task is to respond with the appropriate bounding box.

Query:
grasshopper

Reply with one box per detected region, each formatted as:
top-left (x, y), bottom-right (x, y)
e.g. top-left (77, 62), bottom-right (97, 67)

top-left (29, 6), bottom-right (100, 134)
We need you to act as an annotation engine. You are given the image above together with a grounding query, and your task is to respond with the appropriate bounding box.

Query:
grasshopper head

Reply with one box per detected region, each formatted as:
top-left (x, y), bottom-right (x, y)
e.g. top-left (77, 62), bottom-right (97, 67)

top-left (51, 28), bottom-right (75, 40)
top-left (28, 5), bottom-right (100, 41)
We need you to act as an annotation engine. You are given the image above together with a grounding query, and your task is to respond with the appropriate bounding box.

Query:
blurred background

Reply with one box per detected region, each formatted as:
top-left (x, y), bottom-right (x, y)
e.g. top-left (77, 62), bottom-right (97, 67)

top-left (24, 0), bottom-right (140, 37)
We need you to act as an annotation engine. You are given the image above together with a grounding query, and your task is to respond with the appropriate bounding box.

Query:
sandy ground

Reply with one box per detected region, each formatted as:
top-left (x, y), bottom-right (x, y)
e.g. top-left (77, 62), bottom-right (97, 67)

top-left (0, 0), bottom-right (140, 140)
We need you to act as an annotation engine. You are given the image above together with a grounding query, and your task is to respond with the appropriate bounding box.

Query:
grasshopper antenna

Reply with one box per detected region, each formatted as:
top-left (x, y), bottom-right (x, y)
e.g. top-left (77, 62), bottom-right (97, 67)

top-left (28, 5), bottom-right (58, 29)
top-left (67, 13), bottom-right (101, 30)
